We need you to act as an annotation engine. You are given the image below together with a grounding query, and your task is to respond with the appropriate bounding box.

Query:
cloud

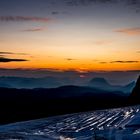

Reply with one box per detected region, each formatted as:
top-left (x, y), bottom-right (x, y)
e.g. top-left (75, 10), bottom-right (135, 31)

top-left (0, 16), bottom-right (50, 23)
top-left (99, 62), bottom-right (107, 64)
top-left (110, 61), bottom-right (139, 63)
top-left (0, 52), bottom-right (28, 55)
top-left (0, 55), bottom-right (4, 57)
top-left (115, 27), bottom-right (140, 35)
top-left (94, 40), bottom-right (112, 45)
top-left (65, 0), bottom-right (114, 6)
top-left (65, 58), bottom-right (76, 61)
top-left (137, 51), bottom-right (140, 53)
top-left (22, 28), bottom-right (43, 32)
top-left (64, 0), bottom-right (140, 8)
top-left (0, 57), bottom-right (28, 62)
top-left (51, 11), bottom-right (59, 15)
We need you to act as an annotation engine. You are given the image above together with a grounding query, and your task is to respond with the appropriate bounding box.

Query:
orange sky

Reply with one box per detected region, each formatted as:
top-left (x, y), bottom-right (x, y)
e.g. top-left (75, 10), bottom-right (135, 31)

top-left (0, 0), bottom-right (140, 71)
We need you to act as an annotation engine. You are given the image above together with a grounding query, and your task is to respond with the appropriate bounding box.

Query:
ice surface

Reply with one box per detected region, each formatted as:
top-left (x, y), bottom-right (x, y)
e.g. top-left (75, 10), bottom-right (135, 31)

top-left (0, 105), bottom-right (140, 140)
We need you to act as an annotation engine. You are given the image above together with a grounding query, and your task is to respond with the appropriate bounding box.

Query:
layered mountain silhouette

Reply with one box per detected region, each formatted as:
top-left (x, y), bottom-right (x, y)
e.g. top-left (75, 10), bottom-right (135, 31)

top-left (129, 75), bottom-right (140, 103)
top-left (0, 76), bottom-right (64, 88)
top-left (0, 82), bottom-right (11, 88)
top-left (88, 77), bottom-right (110, 88)
top-left (0, 85), bottom-right (126, 124)
top-left (0, 76), bottom-right (135, 94)
top-left (88, 77), bottom-right (135, 93)
top-left (0, 76), bottom-right (139, 124)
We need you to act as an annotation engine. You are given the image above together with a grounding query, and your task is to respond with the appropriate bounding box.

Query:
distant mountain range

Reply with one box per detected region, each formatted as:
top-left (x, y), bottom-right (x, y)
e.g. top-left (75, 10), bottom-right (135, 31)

top-left (0, 82), bottom-right (11, 88)
top-left (0, 76), bottom-right (65, 88)
top-left (0, 76), bottom-right (135, 93)
top-left (88, 77), bottom-right (135, 93)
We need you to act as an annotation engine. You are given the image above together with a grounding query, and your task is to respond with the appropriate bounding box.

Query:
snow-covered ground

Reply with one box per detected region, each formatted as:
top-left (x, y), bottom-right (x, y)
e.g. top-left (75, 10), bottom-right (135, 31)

top-left (0, 105), bottom-right (140, 140)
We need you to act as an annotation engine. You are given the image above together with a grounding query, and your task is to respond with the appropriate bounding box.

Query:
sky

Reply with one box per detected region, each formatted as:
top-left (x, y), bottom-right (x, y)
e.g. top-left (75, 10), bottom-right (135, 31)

top-left (0, 0), bottom-right (140, 72)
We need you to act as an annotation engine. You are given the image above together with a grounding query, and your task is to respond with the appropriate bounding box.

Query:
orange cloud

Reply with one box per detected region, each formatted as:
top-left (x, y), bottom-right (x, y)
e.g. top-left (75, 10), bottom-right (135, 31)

top-left (65, 58), bottom-right (77, 61)
top-left (115, 27), bottom-right (140, 35)
top-left (99, 62), bottom-right (107, 64)
top-left (94, 40), bottom-right (112, 45)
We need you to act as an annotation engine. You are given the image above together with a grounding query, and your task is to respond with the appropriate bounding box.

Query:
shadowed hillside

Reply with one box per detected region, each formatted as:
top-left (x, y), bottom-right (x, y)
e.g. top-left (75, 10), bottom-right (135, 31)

top-left (129, 75), bottom-right (140, 103)
top-left (0, 86), bottom-right (127, 124)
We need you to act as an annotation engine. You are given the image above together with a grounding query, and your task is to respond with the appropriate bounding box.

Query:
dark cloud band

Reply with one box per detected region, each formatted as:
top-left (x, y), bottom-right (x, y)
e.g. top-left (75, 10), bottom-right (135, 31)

top-left (0, 16), bottom-right (50, 22)
top-left (110, 61), bottom-right (139, 63)
top-left (0, 57), bottom-right (28, 62)
top-left (65, 0), bottom-right (140, 7)
top-left (66, 58), bottom-right (76, 61)
top-left (0, 52), bottom-right (28, 55)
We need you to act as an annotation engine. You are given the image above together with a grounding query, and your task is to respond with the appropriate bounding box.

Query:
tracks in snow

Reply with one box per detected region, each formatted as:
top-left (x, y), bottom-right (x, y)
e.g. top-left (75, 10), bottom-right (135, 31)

top-left (0, 105), bottom-right (139, 140)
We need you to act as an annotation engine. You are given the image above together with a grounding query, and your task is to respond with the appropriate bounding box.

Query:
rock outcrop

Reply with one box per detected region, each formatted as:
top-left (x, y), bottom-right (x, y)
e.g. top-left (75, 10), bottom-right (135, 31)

top-left (129, 76), bottom-right (140, 103)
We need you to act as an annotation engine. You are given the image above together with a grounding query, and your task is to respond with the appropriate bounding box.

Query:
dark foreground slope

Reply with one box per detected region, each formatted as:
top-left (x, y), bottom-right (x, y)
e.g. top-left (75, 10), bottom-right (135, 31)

top-left (0, 86), bottom-right (127, 124)
top-left (129, 75), bottom-right (140, 103)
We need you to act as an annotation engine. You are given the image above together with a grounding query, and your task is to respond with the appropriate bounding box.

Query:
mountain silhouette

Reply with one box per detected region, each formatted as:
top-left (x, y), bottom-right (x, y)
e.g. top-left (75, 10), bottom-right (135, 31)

top-left (0, 82), bottom-right (11, 88)
top-left (88, 77), bottom-right (135, 93)
top-left (123, 81), bottom-right (135, 93)
top-left (129, 75), bottom-right (140, 103)
top-left (0, 85), bottom-right (126, 124)
top-left (0, 76), bottom-right (63, 88)
top-left (0, 76), bottom-right (138, 124)
top-left (89, 77), bottom-right (110, 87)
top-left (0, 76), bottom-right (135, 93)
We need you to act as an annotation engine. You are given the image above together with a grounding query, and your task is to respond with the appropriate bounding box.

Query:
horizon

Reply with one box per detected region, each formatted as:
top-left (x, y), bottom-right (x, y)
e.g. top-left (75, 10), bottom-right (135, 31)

top-left (0, 68), bottom-right (139, 85)
top-left (0, 0), bottom-right (140, 72)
